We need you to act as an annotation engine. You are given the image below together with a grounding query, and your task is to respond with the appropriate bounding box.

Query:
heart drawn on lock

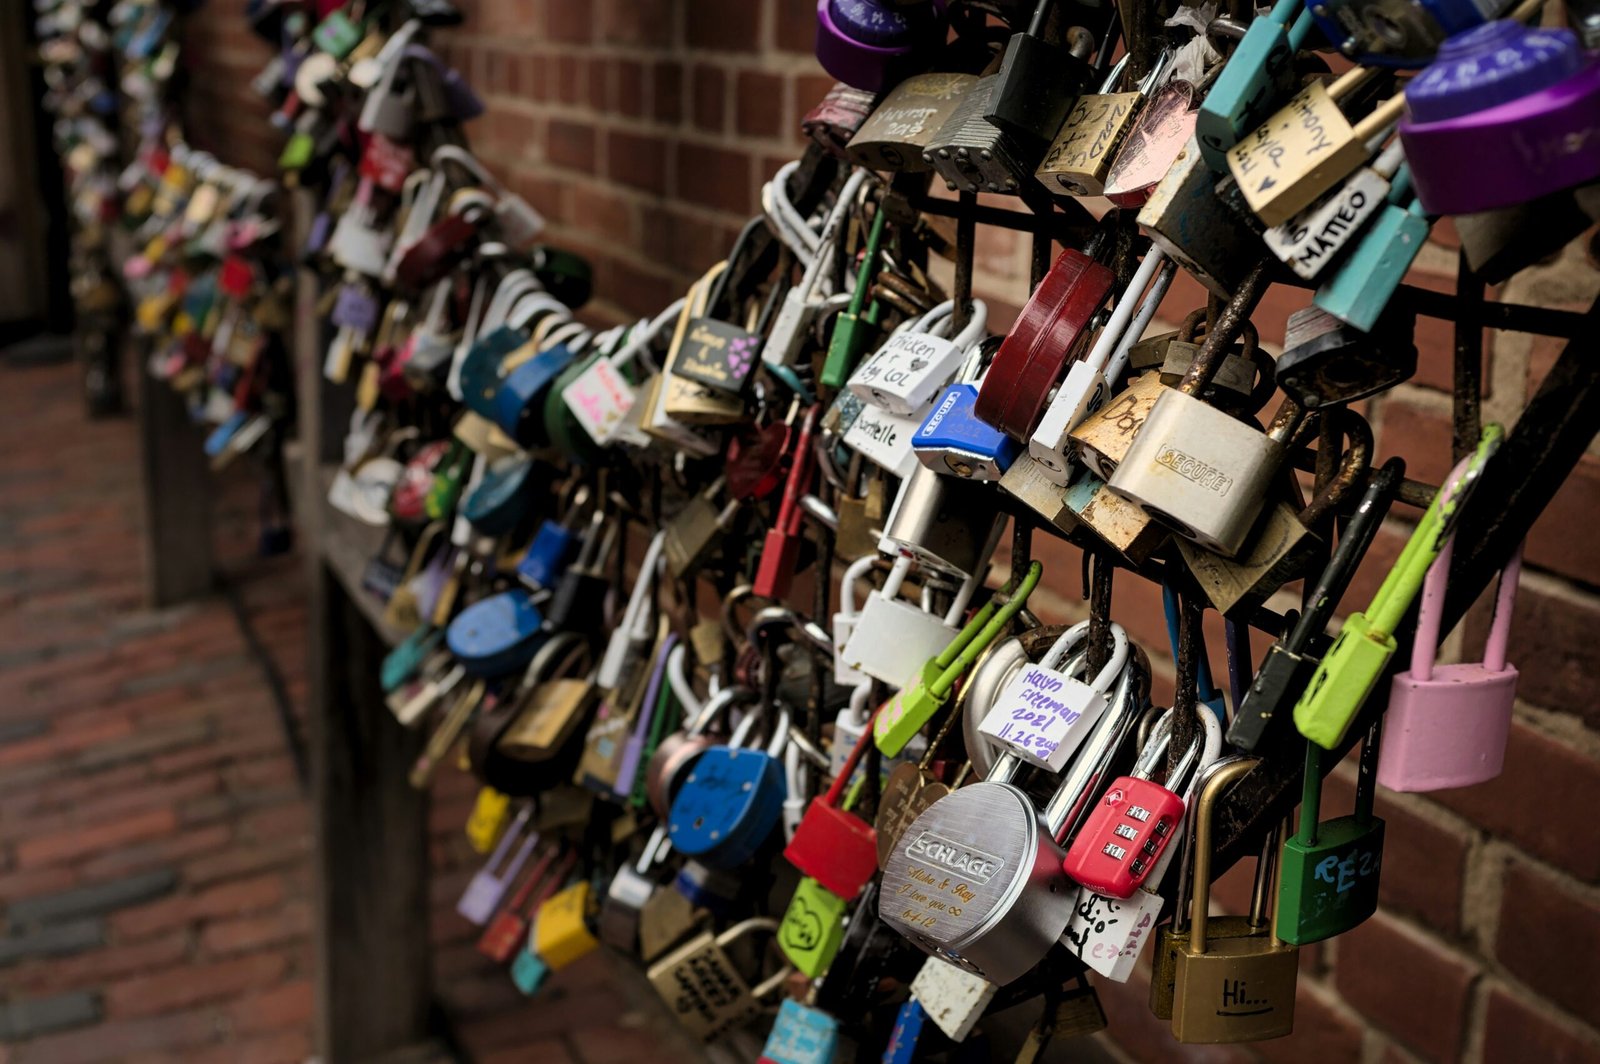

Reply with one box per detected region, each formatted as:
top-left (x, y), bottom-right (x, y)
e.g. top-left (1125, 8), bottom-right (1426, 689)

top-left (726, 335), bottom-right (758, 379)
top-left (781, 896), bottom-right (824, 952)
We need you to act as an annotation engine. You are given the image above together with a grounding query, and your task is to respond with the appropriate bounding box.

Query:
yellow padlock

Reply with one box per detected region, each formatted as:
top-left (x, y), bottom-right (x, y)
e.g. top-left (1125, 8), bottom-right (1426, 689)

top-left (534, 880), bottom-right (601, 970)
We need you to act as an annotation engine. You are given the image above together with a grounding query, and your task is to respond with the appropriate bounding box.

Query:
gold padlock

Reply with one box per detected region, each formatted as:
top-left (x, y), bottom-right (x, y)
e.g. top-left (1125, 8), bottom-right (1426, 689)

top-left (847, 72), bottom-right (977, 173)
top-left (646, 918), bottom-right (791, 1042)
top-left (662, 262), bottom-right (744, 426)
top-left (998, 453), bottom-right (1080, 536)
top-left (1066, 370), bottom-right (1167, 482)
top-left (1227, 69), bottom-right (1406, 227)
top-left (1171, 759), bottom-right (1298, 1044)
top-left (533, 880), bottom-right (601, 969)
top-left (1036, 56), bottom-right (1146, 197)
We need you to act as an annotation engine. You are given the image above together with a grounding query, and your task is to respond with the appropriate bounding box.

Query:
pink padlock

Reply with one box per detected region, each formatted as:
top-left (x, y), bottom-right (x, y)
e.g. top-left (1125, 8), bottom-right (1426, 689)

top-left (1377, 536), bottom-right (1523, 793)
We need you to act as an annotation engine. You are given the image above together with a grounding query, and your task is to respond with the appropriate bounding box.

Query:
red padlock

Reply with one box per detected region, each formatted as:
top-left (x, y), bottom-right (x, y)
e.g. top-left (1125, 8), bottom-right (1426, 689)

top-left (394, 195), bottom-right (489, 291)
top-left (752, 406), bottom-right (818, 601)
top-left (477, 848), bottom-right (574, 964)
top-left (975, 250), bottom-right (1113, 442)
top-left (783, 701), bottom-right (884, 900)
top-left (359, 133), bottom-right (418, 194)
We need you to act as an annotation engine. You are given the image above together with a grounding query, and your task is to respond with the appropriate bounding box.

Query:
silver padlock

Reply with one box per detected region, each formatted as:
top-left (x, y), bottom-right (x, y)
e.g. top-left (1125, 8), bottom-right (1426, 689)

top-left (598, 824), bottom-right (672, 951)
top-left (848, 300), bottom-right (986, 417)
top-left (435, 145), bottom-right (545, 249)
top-left (839, 552), bottom-right (972, 685)
top-left (878, 661), bottom-right (1145, 985)
top-left (879, 464), bottom-right (1005, 580)
top-left (356, 19), bottom-right (423, 139)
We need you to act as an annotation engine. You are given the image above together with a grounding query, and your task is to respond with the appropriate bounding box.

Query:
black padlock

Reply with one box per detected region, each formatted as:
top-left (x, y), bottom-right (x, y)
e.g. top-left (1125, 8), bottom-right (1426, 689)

top-left (1277, 304), bottom-right (1417, 409)
top-left (1226, 458), bottom-right (1403, 751)
top-left (669, 218), bottom-right (775, 397)
top-left (544, 512), bottom-right (617, 637)
top-left (985, 0), bottom-right (1096, 150)
top-left (532, 246), bottom-right (593, 310)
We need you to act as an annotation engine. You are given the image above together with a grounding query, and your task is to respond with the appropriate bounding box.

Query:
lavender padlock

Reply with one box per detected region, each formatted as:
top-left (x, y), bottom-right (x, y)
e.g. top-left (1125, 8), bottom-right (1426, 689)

top-left (1400, 21), bottom-right (1600, 215)
top-left (456, 806), bottom-right (539, 925)
top-left (814, 0), bottom-right (944, 92)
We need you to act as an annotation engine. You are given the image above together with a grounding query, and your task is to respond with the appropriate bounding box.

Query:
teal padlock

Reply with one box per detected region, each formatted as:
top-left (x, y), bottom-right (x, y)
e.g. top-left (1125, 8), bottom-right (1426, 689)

top-left (1314, 167), bottom-right (1430, 332)
top-left (1194, 0), bottom-right (1316, 171)
top-left (759, 999), bottom-right (841, 1064)
top-left (311, 10), bottom-right (363, 59)
top-left (381, 626), bottom-right (443, 693)
top-left (509, 944), bottom-right (551, 995)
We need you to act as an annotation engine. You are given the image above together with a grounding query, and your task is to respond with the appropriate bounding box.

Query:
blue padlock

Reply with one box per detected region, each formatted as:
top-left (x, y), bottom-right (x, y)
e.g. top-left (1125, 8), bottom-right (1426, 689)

top-left (203, 411), bottom-right (249, 458)
top-left (517, 521), bottom-right (577, 590)
top-left (381, 627), bottom-right (443, 693)
top-left (912, 383), bottom-right (1020, 482)
top-left (457, 324), bottom-right (527, 420)
top-left (667, 709), bottom-right (790, 869)
top-left (1194, 0), bottom-right (1314, 170)
top-left (509, 944), bottom-right (551, 995)
top-left (760, 999), bottom-right (841, 1064)
top-left (672, 860), bottom-right (743, 916)
top-left (461, 456), bottom-right (536, 536)
top-left (882, 999), bottom-right (929, 1064)
top-left (493, 343), bottom-right (577, 448)
top-left (447, 590), bottom-right (546, 678)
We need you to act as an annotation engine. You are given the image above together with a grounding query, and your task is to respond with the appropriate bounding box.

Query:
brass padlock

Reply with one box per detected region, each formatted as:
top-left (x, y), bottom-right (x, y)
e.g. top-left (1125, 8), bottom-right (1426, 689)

top-left (1171, 760), bottom-right (1298, 1044)
top-left (1066, 371), bottom-right (1167, 482)
top-left (1227, 69), bottom-right (1407, 227)
top-left (646, 918), bottom-right (791, 1041)
top-left (848, 72), bottom-right (978, 173)
top-left (1036, 55), bottom-right (1153, 197)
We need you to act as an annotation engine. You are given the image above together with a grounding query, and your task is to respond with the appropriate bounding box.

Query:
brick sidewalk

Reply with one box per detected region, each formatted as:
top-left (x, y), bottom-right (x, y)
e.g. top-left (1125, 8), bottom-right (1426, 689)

top-left (0, 362), bottom-right (701, 1063)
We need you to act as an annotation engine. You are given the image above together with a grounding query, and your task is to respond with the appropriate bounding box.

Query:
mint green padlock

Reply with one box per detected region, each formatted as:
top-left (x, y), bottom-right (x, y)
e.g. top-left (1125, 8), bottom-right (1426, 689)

top-left (1294, 425), bottom-right (1501, 749)
top-left (311, 11), bottom-right (363, 59)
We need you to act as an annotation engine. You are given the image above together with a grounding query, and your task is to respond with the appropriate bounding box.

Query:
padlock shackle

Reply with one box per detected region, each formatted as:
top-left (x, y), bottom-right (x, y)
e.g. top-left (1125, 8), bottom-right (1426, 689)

top-left (1044, 651), bottom-right (1145, 842)
top-left (1177, 260), bottom-right (1267, 397)
top-left (839, 554), bottom-right (877, 620)
top-left (844, 207), bottom-right (888, 317)
top-left (823, 698), bottom-right (886, 807)
top-left (1083, 246), bottom-right (1167, 377)
top-left (931, 562), bottom-right (1042, 698)
top-left (1190, 757), bottom-right (1261, 953)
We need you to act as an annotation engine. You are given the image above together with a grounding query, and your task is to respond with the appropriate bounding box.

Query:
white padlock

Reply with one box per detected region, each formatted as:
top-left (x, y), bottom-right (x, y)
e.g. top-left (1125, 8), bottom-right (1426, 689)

top-left (761, 170), bottom-right (868, 367)
top-left (909, 956), bottom-right (997, 1042)
top-left (847, 300), bottom-right (986, 417)
top-left (979, 620), bottom-right (1129, 772)
top-left (839, 553), bottom-right (976, 685)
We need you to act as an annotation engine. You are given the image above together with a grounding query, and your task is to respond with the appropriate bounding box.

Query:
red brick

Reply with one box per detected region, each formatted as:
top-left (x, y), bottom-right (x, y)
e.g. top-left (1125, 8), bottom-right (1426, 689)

top-left (652, 61), bottom-right (684, 124)
top-left (1253, 984), bottom-right (1365, 1064)
top-left (150, 1029), bottom-right (311, 1064)
top-left (113, 873), bottom-right (287, 939)
top-left (606, 130), bottom-right (670, 196)
top-left (546, 119), bottom-right (597, 173)
top-left (0, 716), bottom-right (136, 770)
top-left (615, 60), bottom-right (646, 118)
top-left (200, 900), bottom-right (311, 956)
top-left (1495, 859), bottom-right (1600, 1028)
top-left (674, 142), bottom-right (754, 214)
top-left (774, 0), bottom-right (817, 52)
top-left (10, 933), bottom-right (189, 998)
top-left (1481, 985), bottom-right (1600, 1063)
top-left (684, 0), bottom-right (761, 51)
top-left (564, 185), bottom-right (636, 248)
top-left (736, 70), bottom-right (786, 139)
top-left (1317, 774), bottom-right (1470, 934)
top-left (105, 951), bottom-right (291, 1018)
top-left (1517, 452), bottom-right (1600, 587)
top-left (4, 1007), bottom-right (221, 1064)
top-left (598, 0), bottom-right (674, 44)
top-left (692, 65), bottom-right (727, 134)
top-left (1335, 911), bottom-right (1479, 1062)
top-left (546, 0), bottom-right (592, 43)
top-left (1091, 964), bottom-right (1255, 1063)
top-left (15, 807), bottom-right (178, 869)
top-left (227, 979), bottom-right (313, 1037)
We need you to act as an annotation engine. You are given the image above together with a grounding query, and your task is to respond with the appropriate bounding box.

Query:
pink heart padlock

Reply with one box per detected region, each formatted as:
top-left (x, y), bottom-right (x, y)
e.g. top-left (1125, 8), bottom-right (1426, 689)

top-left (1377, 536), bottom-right (1523, 793)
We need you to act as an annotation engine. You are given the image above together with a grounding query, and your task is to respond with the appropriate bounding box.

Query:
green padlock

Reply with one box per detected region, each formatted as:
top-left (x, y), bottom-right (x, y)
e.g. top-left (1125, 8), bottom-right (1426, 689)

top-left (1294, 425), bottom-right (1501, 749)
top-left (278, 131), bottom-right (316, 172)
top-left (874, 561), bottom-right (1042, 756)
top-left (820, 208), bottom-right (887, 392)
top-left (425, 441), bottom-right (472, 521)
top-left (311, 10), bottom-right (364, 59)
top-left (1276, 734), bottom-right (1384, 945)
top-left (778, 876), bottom-right (849, 978)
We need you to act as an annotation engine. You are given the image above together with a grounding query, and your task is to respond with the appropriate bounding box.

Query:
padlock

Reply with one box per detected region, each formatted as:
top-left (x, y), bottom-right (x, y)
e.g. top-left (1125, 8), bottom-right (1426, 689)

top-left (754, 407), bottom-right (820, 601)
top-left (923, 73), bottom-right (1024, 195)
top-left (1226, 457), bottom-right (1404, 751)
top-left (455, 806), bottom-right (538, 925)
top-left (976, 249), bottom-right (1115, 442)
top-left (516, 488), bottom-right (590, 591)
top-left (882, 999), bottom-right (930, 1062)
top-left (1311, 171), bottom-right (1430, 333)
top-left (671, 219), bottom-right (770, 396)
top-left (1150, 758), bottom-right (1278, 1018)
top-left (1138, 136), bottom-right (1262, 299)
top-left (1102, 76), bottom-right (1202, 208)
top-left (913, 381), bottom-right (1021, 482)
top-left (663, 476), bottom-right (742, 578)
top-left (909, 956), bottom-right (997, 1042)
top-left (1264, 140), bottom-right (1407, 279)
top-left (1027, 247), bottom-right (1170, 483)
top-left (1061, 700), bottom-right (1220, 899)
top-left (1278, 735), bottom-right (1385, 945)
top-left (841, 398), bottom-right (923, 479)
top-left (875, 562), bottom-right (1041, 757)
top-left (1177, 411), bottom-right (1374, 616)
top-left (459, 455), bottom-right (537, 537)
top-left (432, 145), bottom-right (546, 249)
top-left (999, 453), bottom-right (1081, 538)
top-left (1107, 269), bottom-right (1305, 557)
top-left (356, 19), bottom-right (423, 138)
top-left (1170, 762), bottom-right (1298, 1044)
top-left (1309, 0), bottom-right (1509, 66)
top-left (533, 879), bottom-right (601, 970)
top-left (814, 0), bottom-right (941, 92)
top-left (667, 705), bottom-right (790, 868)
top-left (847, 72), bottom-right (978, 172)
top-left (777, 876), bottom-right (850, 977)
top-left (657, 264), bottom-right (745, 428)
top-left (563, 302), bottom-right (676, 449)
top-left (672, 858), bottom-right (745, 916)
top-left (478, 847), bottom-right (567, 964)
top-left (1294, 426), bottom-right (1501, 749)
top-left (821, 207), bottom-right (890, 392)
top-left (803, 81), bottom-right (878, 159)
top-left (764, 170), bottom-right (869, 368)
top-left (645, 687), bottom-right (744, 820)
top-left (545, 511), bottom-right (618, 636)
top-left (647, 918), bottom-right (790, 1041)
top-left (447, 589), bottom-right (546, 679)
top-left (1227, 69), bottom-right (1408, 226)
top-left (1149, 311), bottom-right (1270, 413)
top-left (1378, 534), bottom-right (1523, 790)
top-left (986, 0), bottom-right (1094, 146)
top-left (1276, 304), bottom-right (1417, 408)
top-left (1038, 54), bottom-right (1141, 197)
top-left (848, 300), bottom-right (985, 418)
top-left (785, 701), bottom-right (882, 899)
top-left (1195, 0), bottom-right (1315, 170)
top-left (978, 620), bottom-right (1127, 772)
top-left (878, 659), bottom-right (1143, 985)
top-left (878, 464), bottom-right (1006, 579)
top-left (1399, 21), bottom-right (1600, 215)
top-left (759, 999), bottom-right (840, 1064)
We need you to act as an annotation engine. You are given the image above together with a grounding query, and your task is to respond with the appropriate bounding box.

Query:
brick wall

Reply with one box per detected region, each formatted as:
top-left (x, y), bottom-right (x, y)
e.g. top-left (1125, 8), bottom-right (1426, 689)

top-left (176, 3), bottom-right (1600, 1061)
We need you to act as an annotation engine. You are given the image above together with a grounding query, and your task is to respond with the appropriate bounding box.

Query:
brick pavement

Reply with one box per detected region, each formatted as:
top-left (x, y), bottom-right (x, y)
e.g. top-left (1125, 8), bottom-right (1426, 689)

top-left (0, 362), bottom-right (702, 1063)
